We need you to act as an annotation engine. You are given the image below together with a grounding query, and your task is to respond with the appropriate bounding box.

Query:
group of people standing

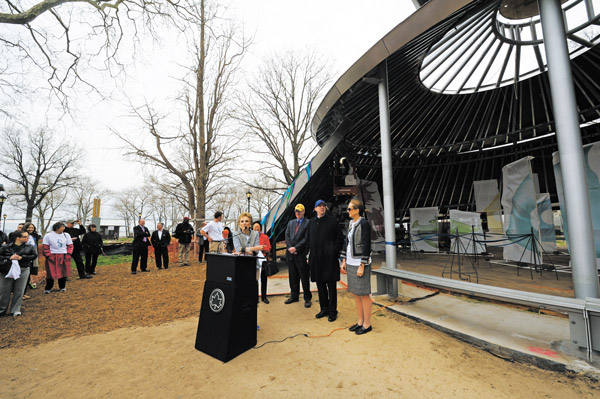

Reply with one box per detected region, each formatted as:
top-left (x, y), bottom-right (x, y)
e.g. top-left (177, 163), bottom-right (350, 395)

top-left (130, 217), bottom-right (195, 273)
top-left (0, 220), bottom-right (103, 318)
top-left (285, 199), bottom-right (373, 335)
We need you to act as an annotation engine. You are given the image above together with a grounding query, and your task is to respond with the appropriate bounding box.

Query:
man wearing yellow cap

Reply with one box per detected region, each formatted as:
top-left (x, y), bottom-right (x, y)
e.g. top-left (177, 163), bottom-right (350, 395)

top-left (284, 204), bottom-right (312, 307)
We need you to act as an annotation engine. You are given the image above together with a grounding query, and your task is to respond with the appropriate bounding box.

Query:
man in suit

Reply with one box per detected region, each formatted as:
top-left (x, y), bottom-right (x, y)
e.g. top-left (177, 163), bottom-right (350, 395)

top-left (151, 223), bottom-right (171, 270)
top-left (284, 203), bottom-right (312, 308)
top-left (131, 219), bottom-right (151, 274)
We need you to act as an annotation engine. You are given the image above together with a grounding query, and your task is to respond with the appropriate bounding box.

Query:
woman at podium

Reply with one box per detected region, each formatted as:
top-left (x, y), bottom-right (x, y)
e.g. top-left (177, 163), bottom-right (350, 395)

top-left (232, 212), bottom-right (263, 255)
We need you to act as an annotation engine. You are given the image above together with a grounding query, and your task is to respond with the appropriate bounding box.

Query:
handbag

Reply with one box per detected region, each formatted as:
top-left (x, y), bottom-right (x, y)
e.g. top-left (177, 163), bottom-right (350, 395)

top-left (265, 261), bottom-right (279, 277)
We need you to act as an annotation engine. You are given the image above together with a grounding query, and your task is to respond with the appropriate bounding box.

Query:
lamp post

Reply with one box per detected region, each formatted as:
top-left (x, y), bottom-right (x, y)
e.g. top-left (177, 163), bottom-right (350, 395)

top-left (138, 212), bottom-right (142, 221)
top-left (0, 185), bottom-right (7, 231)
top-left (2, 214), bottom-right (6, 231)
top-left (246, 191), bottom-right (251, 213)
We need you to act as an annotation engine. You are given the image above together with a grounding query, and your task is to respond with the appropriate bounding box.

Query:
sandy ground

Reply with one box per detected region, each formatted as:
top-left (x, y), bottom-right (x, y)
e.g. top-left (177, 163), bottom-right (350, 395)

top-left (1, 260), bottom-right (599, 398)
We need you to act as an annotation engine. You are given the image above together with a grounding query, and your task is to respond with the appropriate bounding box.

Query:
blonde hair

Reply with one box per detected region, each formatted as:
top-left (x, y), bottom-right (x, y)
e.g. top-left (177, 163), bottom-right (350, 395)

top-left (237, 212), bottom-right (253, 226)
top-left (348, 199), bottom-right (365, 216)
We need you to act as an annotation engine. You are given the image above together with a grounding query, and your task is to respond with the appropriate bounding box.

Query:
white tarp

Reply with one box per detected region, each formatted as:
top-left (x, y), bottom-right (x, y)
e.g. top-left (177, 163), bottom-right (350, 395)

top-left (473, 180), bottom-right (501, 212)
top-left (536, 193), bottom-right (557, 254)
top-left (473, 179), bottom-right (503, 234)
top-left (410, 207), bottom-right (439, 252)
top-left (357, 179), bottom-right (385, 252)
top-left (501, 157), bottom-right (542, 263)
top-left (449, 210), bottom-right (487, 254)
top-left (553, 141), bottom-right (600, 268)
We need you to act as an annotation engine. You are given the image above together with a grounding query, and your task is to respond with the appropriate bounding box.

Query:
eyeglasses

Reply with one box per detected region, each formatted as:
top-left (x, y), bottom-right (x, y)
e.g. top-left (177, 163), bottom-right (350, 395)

top-left (347, 208), bottom-right (357, 211)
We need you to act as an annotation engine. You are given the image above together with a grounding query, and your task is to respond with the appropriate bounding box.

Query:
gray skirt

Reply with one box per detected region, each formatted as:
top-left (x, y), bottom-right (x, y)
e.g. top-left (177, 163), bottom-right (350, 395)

top-left (346, 264), bottom-right (371, 296)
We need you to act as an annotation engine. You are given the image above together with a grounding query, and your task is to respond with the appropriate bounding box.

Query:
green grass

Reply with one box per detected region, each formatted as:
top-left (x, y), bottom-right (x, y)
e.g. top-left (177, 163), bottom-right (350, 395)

top-left (69, 254), bottom-right (131, 270)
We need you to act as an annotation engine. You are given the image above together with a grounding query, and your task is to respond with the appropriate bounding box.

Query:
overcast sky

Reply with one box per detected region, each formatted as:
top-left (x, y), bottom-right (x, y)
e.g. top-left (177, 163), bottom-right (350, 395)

top-left (78, 0), bottom-right (416, 189)
top-left (1, 1), bottom-right (416, 226)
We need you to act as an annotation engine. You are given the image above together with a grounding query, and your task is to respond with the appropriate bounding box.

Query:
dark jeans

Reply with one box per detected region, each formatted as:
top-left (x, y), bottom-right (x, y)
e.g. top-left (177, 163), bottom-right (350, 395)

top-left (72, 248), bottom-right (86, 277)
top-left (288, 254), bottom-right (312, 301)
top-left (260, 264), bottom-right (268, 298)
top-left (155, 246), bottom-right (169, 269)
top-left (131, 246), bottom-right (148, 272)
top-left (316, 280), bottom-right (337, 314)
top-left (45, 277), bottom-right (67, 290)
top-left (85, 250), bottom-right (99, 274)
top-left (198, 242), bottom-right (205, 262)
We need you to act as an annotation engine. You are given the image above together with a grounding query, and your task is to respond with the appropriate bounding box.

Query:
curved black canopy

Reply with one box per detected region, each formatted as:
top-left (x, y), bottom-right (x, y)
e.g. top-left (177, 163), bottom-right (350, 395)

top-left (310, 0), bottom-right (600, 222)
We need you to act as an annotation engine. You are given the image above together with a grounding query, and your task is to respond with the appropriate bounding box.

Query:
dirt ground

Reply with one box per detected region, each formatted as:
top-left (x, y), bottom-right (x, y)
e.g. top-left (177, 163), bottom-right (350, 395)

top-left (1, 258), bottom-right (599, 398)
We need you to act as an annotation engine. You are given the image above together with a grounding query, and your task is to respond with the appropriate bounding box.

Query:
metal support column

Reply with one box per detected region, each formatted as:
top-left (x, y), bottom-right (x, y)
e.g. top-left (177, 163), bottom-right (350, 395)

top-left (538, 0), bottom-right (600, 299)
top-left (378, 61), bottom-right (399, 299)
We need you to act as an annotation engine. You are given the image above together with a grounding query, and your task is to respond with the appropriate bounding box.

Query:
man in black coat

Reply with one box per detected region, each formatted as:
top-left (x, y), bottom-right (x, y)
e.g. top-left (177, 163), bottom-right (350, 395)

top-left (284, 203), bottom-right (312, 308)
top-left (131, 219), bottom-right (151, 274)
top-left (305, 200), bottom-right (343, 322)
top-left (151, 223), bottom-right (171, 270)
top-left (65, 220), bottom-right (91, 279)
top-left (173, 217), bottom-right (194, 266)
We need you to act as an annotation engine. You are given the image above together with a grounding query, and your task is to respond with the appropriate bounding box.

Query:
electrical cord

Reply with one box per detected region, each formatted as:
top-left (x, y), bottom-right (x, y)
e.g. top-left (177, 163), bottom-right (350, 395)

top-left (253, 293), bottom-right (439, 348)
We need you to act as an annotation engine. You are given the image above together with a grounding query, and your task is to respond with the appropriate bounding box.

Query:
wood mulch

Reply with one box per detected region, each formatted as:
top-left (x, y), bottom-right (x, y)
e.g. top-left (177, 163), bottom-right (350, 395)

top-left (0, 259), bottom-right (207, 349)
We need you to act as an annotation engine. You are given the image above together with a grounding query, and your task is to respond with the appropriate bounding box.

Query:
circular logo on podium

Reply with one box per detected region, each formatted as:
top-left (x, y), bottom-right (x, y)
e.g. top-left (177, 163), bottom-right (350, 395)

top-left (209, 288), bottom-right (225, 313)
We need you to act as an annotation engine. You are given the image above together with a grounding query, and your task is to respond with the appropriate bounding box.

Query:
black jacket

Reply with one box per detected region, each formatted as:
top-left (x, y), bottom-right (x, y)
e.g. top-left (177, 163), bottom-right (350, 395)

top-left (132, 225), bottom-right (151, 248)
top-left (82, 231), bottom-right (104, 254)
top-left (0, 230), bottom-right (7, 245)
top-left (65, 225), bottom-right (86, 250)
top-left (151, 229), bottom-right (171, 248)
top-left (305, 213), bottom-right (343, 282)
top-left (340, 218), bottom-right (372, 264)
top-left (0, 242), bottom-right (37, 272)
top-left (174, 222), bottom-right (194, 244)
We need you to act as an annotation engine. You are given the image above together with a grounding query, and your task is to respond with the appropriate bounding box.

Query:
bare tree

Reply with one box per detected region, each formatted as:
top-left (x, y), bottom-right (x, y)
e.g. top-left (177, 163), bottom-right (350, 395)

top-left (235, 49), bottom-right (333, 189)
top-left (34, 185), bottom-right (68, 234)
top-left (248, 180), bottom-right (281, 221)
top-left (0, 0), bottom-right (198, 106)
top-left (113, 0), bottom-right (250, 221)
top-left (113, 189), bottom-right (152, 237)
top-left (0, 126), bottom-right (81, 222)
top-left (68, 177), bottom-right (110, 223)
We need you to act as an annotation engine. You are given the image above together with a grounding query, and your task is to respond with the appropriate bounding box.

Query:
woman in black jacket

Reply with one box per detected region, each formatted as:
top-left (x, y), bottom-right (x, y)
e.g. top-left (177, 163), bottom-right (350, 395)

top-left (340, 199), bottom-right (373, 335)
top-left (82, 224), bottom-right (103, 275)
top-left (0, 231), bottom-right (37, 317)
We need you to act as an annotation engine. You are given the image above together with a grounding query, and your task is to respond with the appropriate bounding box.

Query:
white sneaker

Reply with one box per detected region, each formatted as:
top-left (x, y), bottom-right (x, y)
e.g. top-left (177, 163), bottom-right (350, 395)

top-left (13, 312), bottom-right (21, 317)
top-left (44, 290), bottom-right (51, 294)
top-left (59, 288), bottom-right (67, 292)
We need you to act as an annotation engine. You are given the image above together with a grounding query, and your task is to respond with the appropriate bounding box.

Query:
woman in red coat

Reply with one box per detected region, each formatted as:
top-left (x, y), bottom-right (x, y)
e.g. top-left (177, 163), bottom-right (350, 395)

top-left (42, 222), bottom-right (74, 293)
top-left (253, 221), bottom-right (271, 304)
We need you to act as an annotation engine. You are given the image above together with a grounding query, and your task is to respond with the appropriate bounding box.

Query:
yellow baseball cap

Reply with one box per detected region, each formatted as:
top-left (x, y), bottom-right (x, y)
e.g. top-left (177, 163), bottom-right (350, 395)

top-left (294, 204), bottom-right (305, 212)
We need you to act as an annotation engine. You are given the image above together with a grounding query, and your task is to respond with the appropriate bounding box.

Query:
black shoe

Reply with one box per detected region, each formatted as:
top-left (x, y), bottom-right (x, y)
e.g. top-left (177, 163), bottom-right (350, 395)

top-left (141, 270), bottom-right (150, 273)
top-left (157, 267), bottom-right (163, 270)
top-left (328, 313), bottom-right (338, 322)
top-left (261, 297), bottom-right (270, 304)
top-left (355, 325), bottom-right (372, 335)
top-left (284, 297), bottom-right (299, 304)
top-left (91, 272), bottom-right (97, 275)
top-left (131, 271), bottom-right (137, 274)
top-left (304, 301), bottom-right (312, 308)
top-left (315, 310), bottom-right (329, 319)
top-left (79, 275), bottom-right (92, 279)
top-left (349, 323), bottom-right (362, 332)
top-left (164, 267), bottom-right (168, 269)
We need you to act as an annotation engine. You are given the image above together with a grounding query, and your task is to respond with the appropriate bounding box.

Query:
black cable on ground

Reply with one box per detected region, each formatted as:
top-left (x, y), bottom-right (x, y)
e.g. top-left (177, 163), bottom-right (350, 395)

top-left (404, 290), bottom-right (440, 304)
top-left (253, 333), bottom-right (308, 349)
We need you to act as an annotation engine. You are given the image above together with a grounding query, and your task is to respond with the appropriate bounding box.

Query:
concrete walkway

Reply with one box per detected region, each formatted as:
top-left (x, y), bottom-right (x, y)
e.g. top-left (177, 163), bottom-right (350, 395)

top-left (265, 265), bottom-right (600, 377)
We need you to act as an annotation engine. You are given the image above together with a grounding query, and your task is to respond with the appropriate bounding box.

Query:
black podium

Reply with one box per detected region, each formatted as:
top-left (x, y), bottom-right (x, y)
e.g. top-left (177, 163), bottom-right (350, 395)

top-left (195, 253), bottom-right (258, 362)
